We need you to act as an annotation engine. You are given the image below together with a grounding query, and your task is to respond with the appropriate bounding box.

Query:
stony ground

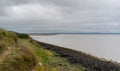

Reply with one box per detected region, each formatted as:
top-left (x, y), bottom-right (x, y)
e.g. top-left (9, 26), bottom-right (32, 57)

top-left (38, 41), bottom-right (120, 71)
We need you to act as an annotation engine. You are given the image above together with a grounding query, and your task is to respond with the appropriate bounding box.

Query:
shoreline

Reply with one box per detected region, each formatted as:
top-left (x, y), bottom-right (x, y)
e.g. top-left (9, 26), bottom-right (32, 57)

top-left (30, 34), bottom-right (120, 63)
top-left (36, 41), bottom-right (120, 71)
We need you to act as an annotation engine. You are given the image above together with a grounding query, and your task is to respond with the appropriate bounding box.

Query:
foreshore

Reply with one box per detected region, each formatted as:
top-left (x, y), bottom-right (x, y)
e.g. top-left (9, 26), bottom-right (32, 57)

top-left (29, 34), bottom-right (58, 36)
top-left (36, 41), bottom-right (120, 71)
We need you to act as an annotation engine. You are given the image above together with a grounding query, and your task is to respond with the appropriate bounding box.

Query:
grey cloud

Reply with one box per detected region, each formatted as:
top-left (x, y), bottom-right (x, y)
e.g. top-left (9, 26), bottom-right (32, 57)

top-left (0, 0), bottom-right (31, 6)
top-left (0, 7), bottom-right (6, 16)
top-left (0, 0), bottom-right (120, 33)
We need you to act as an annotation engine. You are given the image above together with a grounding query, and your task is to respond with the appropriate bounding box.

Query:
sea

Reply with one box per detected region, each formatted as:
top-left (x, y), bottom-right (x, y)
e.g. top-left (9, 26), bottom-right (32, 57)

top-left (30, 34), bottom-right (120, 62)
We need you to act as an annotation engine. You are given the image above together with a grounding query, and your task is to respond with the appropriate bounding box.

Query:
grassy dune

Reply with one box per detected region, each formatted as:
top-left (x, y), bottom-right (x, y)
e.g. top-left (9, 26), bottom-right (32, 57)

top-left (0, 29), bottom-right (85, 71)
top-left (0, 29), bottom-right (120, 71)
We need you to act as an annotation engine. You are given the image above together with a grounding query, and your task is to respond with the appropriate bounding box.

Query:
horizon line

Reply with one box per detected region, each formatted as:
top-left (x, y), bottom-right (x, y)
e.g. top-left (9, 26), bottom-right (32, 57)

top-left (27, 32), bottom-right (120, 35)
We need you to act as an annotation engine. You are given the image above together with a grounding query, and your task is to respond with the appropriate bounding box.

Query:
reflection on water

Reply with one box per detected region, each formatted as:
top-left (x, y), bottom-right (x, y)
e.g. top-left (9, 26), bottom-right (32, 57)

top-left (30, 34), bottom-right (120, 62)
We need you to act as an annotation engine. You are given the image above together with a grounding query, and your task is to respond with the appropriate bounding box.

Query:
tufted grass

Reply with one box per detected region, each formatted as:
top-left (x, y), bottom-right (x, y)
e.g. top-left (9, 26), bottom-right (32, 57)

top-left (0, 29), bottom-right (85, 71)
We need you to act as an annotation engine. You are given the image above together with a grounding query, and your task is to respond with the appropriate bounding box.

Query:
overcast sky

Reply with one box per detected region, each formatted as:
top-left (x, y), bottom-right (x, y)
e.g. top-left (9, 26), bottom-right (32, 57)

top-left (0, 0), bottom-right (120, 33)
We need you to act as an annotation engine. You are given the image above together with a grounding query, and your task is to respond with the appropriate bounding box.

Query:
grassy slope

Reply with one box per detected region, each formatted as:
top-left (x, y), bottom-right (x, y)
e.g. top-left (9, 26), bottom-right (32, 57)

top-left (0, 29), bottom-right (85, 71)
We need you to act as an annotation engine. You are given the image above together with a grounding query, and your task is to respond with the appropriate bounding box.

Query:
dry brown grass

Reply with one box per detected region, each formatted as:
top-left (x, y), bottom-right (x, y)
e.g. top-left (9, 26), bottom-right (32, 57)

top-left (0, 29), bottom-right (85, 71)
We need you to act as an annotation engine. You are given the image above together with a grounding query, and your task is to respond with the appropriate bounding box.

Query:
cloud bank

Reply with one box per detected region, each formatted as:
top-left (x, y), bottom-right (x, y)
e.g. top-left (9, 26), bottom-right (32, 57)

top-left (0, 0), bottom-right (120, 33)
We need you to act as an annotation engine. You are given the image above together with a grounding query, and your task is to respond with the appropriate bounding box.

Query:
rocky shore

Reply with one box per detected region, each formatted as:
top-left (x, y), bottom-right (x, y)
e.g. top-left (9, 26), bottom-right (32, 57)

top-left (37, 41), bottom-right (120, 71)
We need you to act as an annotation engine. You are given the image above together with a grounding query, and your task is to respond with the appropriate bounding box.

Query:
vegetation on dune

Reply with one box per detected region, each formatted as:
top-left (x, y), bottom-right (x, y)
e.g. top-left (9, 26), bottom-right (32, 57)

top-left (0, 29), bottom-right (120, 71)
top-left (0, 29), bottom-right (85, 71)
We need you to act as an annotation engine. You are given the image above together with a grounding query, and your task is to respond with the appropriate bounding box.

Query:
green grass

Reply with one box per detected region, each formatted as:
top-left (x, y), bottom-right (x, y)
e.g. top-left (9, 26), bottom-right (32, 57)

top-left (0, 29), bottom-right (85, 71)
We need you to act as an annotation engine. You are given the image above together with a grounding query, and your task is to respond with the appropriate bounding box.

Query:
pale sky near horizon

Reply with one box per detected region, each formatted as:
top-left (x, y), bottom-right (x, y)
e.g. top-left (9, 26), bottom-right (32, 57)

top-left (0, 0), bottom-right (120, 33)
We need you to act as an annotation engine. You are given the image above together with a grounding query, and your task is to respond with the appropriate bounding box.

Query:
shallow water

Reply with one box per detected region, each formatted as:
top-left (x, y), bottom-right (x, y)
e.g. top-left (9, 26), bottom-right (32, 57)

top-left (30, 34), bottom-right (120, 62)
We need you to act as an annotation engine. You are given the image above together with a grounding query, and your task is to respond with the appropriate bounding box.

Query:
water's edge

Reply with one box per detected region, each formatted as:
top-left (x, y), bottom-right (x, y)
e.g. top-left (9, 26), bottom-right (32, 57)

top-left (30, 35), bottom-right (120, 62)
top-left (36, 40), bottom-right (120, 71)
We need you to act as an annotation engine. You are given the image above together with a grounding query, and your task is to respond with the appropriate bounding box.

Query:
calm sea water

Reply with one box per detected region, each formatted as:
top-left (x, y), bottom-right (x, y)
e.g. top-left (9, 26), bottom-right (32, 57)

top-left (30, 34), bottom-right (120, 62)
